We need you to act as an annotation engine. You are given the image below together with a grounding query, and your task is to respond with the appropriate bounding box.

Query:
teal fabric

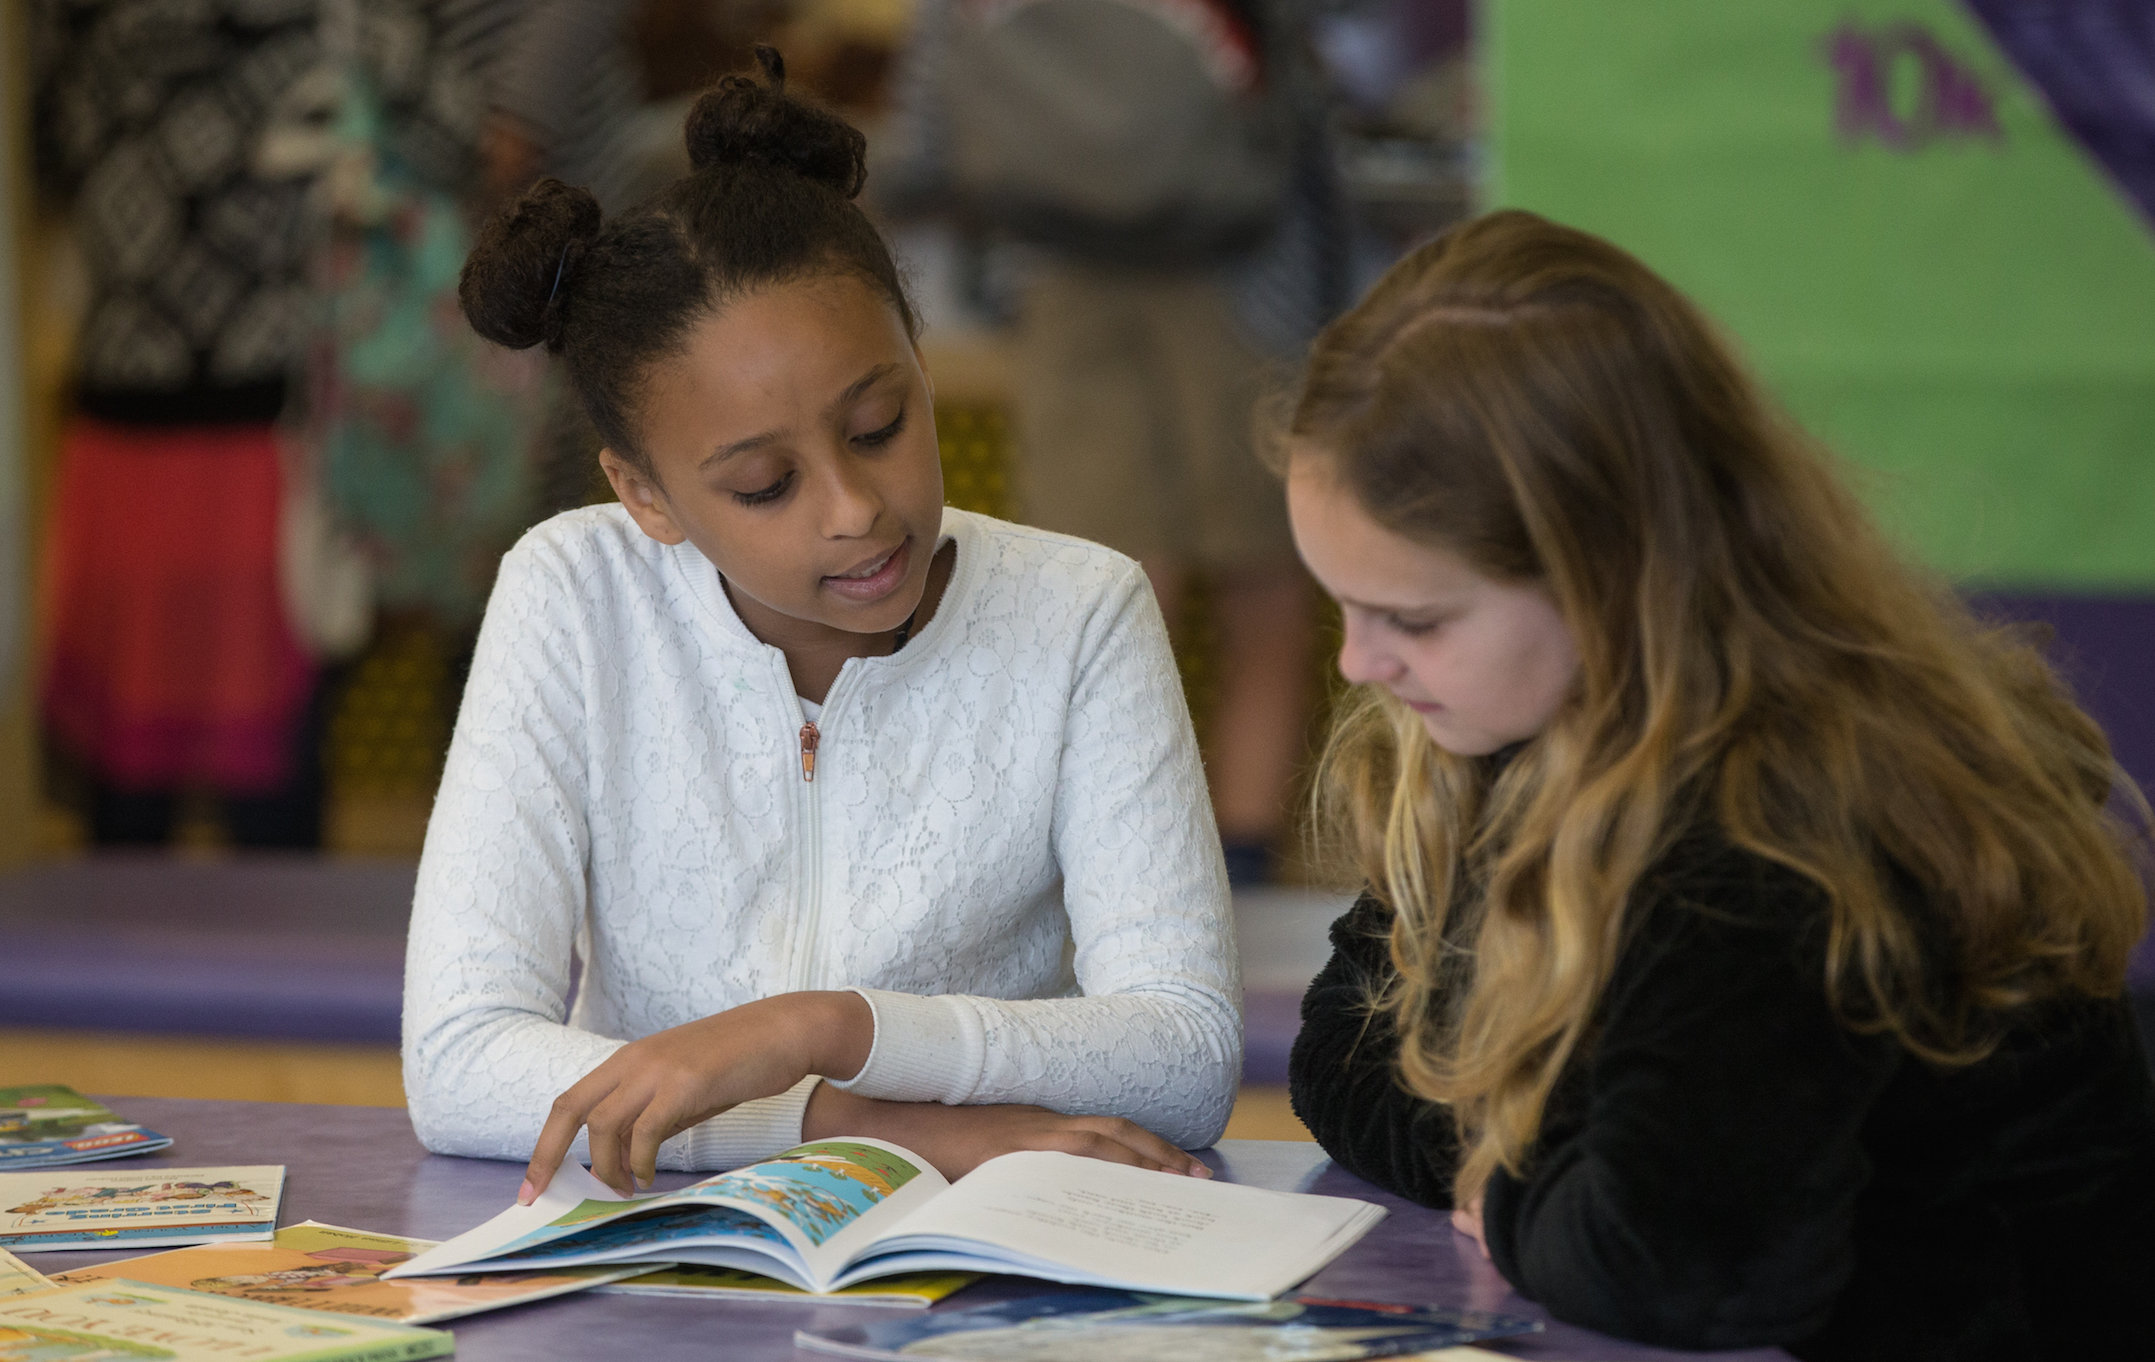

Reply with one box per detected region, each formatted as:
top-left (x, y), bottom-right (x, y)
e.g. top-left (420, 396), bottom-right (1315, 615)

top-left (308, 72), bottom-right (544, 627)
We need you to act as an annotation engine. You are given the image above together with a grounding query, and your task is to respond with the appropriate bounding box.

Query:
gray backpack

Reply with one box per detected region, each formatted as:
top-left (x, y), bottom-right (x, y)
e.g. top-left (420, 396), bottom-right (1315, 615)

top-left (940, 0), bottom-right (1291, 264)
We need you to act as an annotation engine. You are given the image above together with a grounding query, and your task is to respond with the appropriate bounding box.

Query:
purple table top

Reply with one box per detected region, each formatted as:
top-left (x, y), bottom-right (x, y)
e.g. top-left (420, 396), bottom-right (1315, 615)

top-left (14, 1098), bottom-right (1788, 1362)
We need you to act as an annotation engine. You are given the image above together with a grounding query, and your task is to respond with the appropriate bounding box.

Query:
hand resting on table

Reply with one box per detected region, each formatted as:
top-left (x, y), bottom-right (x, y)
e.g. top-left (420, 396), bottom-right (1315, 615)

top-left (519, 990), bottom-right (1208, 1201)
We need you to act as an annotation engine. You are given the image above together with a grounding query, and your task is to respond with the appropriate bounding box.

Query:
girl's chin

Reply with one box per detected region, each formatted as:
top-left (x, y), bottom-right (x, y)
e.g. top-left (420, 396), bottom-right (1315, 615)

top-left (1417, 713), bottom-right (1505, 757)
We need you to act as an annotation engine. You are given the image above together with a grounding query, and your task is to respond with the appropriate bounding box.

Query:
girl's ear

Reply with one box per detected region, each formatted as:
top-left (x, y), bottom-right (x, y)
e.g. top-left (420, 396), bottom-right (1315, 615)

top-left (600, 449), bottom-right (689, 546)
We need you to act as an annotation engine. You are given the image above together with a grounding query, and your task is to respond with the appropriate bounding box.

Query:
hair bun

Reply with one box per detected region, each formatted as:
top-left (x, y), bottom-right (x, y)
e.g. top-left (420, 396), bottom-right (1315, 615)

top-left (459, 179), bottom-right (604, 351)
top-left (683, 46), bottom-right (868, 198)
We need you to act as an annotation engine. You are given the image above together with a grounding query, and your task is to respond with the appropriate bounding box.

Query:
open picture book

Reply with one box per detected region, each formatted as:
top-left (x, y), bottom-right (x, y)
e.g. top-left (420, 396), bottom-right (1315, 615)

top-left (384, 1139), bottom-right (1384, 1301)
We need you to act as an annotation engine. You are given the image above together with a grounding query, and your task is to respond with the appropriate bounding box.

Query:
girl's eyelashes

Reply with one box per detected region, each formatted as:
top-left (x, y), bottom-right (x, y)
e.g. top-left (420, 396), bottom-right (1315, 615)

top-left (724, 403), bottom-right (905, 506)
top-left (852, 405), bottom-right (907, 448)
top-left (1386, 613), bottom-right (1447, 638)
top-left (732, 470), bottom-right (794, 507)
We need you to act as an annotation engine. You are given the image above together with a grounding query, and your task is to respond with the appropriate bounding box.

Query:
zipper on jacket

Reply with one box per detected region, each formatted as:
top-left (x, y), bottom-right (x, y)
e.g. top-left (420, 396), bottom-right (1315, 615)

top-left (797, 757), bottom-right (824, 988)
top-left (790, 660), bottom-right (855, 991)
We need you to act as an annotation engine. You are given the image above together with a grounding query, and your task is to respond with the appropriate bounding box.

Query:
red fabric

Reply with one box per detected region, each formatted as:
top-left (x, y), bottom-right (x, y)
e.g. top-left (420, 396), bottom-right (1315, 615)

top-left (39, 418), bottom-right (315, 792)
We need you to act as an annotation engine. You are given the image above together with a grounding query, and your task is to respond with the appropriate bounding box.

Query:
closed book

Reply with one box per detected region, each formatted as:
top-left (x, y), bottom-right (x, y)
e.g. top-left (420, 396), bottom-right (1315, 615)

top-left (56, 1219), bottom-right (644, 1323)
top-left (0, 1086), bottom-right (172, 1170)
top-left (0, 1280), bottom-right (451, 1361)
top-left (0, 1166), bottom-right (281, 1251)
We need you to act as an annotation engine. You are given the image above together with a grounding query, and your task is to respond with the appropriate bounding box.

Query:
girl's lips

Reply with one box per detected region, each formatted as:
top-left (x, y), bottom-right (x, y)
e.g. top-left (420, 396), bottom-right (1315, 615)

top-left (1398, 696), bottom-right (1442, 715)
top-left (822, 538), bottom-right (910, 603)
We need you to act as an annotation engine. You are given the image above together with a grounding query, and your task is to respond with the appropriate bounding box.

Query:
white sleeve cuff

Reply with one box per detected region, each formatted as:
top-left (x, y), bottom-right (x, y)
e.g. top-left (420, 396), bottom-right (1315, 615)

top-left (824, 987), bottom-right (984, 1104)
top-left (671, 1074), bottom-right (822, 1170)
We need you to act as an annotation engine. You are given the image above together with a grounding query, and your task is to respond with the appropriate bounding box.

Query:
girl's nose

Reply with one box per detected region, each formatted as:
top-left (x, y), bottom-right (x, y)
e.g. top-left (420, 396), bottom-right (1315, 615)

top-left (821, 457), bottom-right (884, 539)
top-left (1336, 616), bottom-right (1403, 687)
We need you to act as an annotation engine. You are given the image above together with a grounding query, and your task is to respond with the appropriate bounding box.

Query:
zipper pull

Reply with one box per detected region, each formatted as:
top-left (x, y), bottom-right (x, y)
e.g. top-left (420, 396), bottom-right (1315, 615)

top-left (799, 722), bottom-right (820, 783)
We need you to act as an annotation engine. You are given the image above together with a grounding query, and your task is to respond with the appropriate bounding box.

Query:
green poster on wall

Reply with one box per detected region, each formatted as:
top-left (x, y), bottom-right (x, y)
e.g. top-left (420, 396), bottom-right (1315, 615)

top-left (1487, 0), bottom-right (2155, 587)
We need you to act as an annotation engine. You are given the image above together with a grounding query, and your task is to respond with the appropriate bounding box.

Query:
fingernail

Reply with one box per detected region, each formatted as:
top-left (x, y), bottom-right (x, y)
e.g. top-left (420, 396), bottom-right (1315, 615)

top-left (1189, 1163), bottom-right (1213, 1179)
top-left (516, 1179), bottom-right (535, 1206)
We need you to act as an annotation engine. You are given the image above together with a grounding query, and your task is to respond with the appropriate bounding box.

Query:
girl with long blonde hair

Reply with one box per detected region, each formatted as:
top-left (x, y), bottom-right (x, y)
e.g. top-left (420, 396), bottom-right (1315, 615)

top-left (1283, 210), bottom-right (2155, 1358)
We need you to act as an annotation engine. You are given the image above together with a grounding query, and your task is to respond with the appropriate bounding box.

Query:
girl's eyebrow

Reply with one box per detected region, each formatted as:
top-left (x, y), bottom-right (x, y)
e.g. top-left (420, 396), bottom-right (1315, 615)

top-left (1338, 594), bottom-right (1455, 615)
top-left (825, 362), bottom-right (901, 418)
top-left (699, 363), bottom-right (903, 470)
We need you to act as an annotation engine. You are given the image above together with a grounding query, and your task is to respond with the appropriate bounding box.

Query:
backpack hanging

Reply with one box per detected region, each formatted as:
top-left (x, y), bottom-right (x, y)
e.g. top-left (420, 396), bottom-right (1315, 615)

top-left (941, 0), bottom-right (1292, 264)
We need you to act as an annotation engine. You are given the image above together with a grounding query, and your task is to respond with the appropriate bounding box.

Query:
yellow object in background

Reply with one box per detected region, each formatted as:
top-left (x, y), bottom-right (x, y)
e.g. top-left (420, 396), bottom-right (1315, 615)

top-left (599, 1263), bottom-right (977, 1308)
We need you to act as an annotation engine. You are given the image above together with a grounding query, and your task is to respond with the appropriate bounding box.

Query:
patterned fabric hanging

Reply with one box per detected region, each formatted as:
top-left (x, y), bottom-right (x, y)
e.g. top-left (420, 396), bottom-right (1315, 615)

top-left (300, 0), bottom-right (545, 629)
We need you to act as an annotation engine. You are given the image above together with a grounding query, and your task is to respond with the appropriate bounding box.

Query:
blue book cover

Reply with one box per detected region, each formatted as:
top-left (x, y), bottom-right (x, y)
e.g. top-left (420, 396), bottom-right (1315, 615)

top-left (795, 1289), bottom-right (1543, 1360)
top-left (0, 1086), bottom-right (172, 1170)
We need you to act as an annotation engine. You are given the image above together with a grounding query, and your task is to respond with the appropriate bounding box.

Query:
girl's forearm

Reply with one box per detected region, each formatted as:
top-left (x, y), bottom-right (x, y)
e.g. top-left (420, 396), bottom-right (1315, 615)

top-left (794, 989), bottom-right (875, 1083)
top-left (798, 1085), bottom-right (1205, 1181)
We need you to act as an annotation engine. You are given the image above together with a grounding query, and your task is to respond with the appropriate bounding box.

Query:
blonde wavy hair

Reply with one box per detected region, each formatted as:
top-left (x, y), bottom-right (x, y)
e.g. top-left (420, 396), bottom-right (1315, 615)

top-left (1288, 210), bottom-right (2151, 1206)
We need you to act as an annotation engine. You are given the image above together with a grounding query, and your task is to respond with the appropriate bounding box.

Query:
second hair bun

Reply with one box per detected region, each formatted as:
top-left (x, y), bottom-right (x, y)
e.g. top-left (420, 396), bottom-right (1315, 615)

top-left (683, 47), bottom-right (868, 199)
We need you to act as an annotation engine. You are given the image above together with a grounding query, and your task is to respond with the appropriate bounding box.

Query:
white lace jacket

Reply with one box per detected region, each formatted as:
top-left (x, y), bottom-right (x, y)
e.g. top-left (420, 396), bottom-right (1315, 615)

top-left (402, 506), bottom-right (1242, 1169)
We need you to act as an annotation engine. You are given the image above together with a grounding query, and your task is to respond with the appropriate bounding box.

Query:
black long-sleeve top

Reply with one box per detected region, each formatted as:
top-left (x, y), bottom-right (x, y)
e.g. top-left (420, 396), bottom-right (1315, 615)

top-left (1288, 833), bottom-right (2155, 1360)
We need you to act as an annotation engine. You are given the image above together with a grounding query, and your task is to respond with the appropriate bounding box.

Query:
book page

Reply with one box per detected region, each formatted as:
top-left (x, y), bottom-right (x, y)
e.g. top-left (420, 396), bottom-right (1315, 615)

top-left (389, 1139), bottom-right (948, 1290)
top-left (852, 1151), bottom-right (1384, 1300)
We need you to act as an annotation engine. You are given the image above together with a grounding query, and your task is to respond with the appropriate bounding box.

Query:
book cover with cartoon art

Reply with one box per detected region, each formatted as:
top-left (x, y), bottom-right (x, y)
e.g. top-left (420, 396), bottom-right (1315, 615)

top-left (0, 1087), bottom-right (172, 1170)
top-left (0, 1280), bottom-right (450, 1361)
top-left (386, 1139), bottom-right (946, 1292)
top-left (54, 1220), bottom-right (646, 1324)
top-left (0, 1167), bottom-right (281, 1252)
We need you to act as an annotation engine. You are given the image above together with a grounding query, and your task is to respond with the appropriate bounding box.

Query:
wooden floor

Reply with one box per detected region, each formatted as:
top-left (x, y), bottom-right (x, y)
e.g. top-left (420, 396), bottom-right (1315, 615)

top-left (0, 1028), bottom-right (1313, 1141)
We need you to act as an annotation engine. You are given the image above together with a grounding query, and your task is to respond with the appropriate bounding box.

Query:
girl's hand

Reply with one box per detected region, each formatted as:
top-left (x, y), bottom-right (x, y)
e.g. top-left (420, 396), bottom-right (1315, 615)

top-left (803, 1084), bottom-right (1210, 1181)
top-left (1451, 1194), bottom-right (1489, 1259)
top-left (522, 991), bottom-right (873, 1201)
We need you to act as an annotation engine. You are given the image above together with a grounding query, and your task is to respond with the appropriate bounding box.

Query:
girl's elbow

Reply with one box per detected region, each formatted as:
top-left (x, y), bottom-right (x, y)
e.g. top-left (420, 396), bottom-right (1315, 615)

top-left (399, 1054), bottom-right (464, 1156)
top-left (402, 1077), bottom-right (530, 1163)
top-left (1538, 1287), bottom-right (1833, 1354)
top-left (1169, 1046), bottom-right (1241, 1150)
top-left (1186, 1079), bottom-right (1238, 1150)
top-left (401, 1078), bottom-right (462, 1157)
top-left (399, 1030), bottom-right (513, 1160)
top-left (1508, 1224), bottom-right (1845, 1351)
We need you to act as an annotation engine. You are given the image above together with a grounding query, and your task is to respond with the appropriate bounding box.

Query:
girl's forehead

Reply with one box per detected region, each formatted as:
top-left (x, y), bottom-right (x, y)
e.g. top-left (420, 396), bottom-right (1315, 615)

top-left (1288, 461), bottom-right (1485, 608)
top-left (645, 278), bottom-right (913, 421)
top-left (686, 274), bottom-right (905, 365)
